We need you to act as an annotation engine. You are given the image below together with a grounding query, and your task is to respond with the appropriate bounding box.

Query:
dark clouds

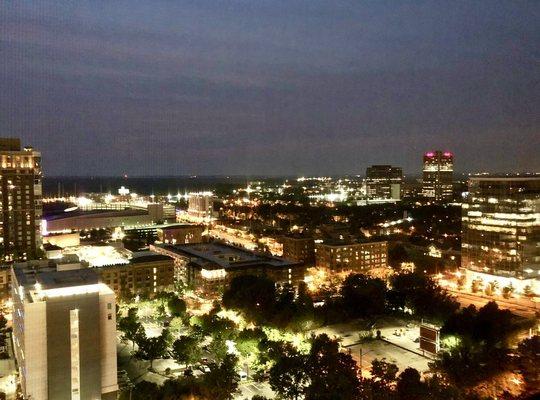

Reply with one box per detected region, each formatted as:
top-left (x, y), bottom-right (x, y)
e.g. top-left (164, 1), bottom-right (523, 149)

top-left (1, 0), bottom-right (539, 176)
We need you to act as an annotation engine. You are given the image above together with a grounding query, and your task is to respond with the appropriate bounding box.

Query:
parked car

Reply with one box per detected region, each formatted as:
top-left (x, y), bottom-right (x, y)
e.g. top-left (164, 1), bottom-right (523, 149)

top-left (198, 364), bottom-right (211, 373)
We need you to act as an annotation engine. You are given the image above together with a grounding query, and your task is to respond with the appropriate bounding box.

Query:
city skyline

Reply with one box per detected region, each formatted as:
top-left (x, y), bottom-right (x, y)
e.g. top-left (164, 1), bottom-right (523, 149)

top-left (2, 1), bottom-right (539, 176)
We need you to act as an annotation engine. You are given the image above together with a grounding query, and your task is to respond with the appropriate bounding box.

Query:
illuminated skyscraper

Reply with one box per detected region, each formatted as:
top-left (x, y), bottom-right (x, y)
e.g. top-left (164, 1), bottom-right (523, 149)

top-left (0, 138), bottom-right (42, 261)
top-left (422, 151), bottom-right (453, 201)
top-left (366, 165), bottom-right (402, 201)
top-left (462, 176), bottom-right (540, 280)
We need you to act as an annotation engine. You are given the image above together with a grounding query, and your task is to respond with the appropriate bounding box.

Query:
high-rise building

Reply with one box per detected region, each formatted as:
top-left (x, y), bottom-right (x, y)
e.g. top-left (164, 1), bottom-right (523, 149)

top-left (11, 261), bottom-right (118, 399)
top-left (187, 192), bottom-right (214, 219)
top-left (365, 165), bottom-right (403, 201)
top-left (422, 151), bottom-right (454, 202)
top-left (462, 176), bottom-right (540, 281)
top-left (0, 138), bottom-right (42, 261)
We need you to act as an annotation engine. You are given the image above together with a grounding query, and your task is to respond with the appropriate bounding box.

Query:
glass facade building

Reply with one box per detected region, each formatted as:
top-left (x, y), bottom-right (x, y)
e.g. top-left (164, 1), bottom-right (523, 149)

top-left (462, 176), bottom-right (540, 279)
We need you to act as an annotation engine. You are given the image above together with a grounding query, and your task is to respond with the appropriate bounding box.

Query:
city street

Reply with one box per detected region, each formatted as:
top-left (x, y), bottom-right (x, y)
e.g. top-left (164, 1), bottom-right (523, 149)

top-left (447, 289), bottom-right (538, 318)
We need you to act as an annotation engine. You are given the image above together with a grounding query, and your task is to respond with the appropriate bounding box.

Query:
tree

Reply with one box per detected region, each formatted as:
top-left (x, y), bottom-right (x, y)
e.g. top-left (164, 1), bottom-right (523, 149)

top-left (372, 359), bottom-right (399, 385)
top-left (515, 336), bottom-right (540, 394)
top-left (236, 328), bottom-right (266, 357)
top-left (0, 314), bottom-right (7, 331)
top-left (161, 377), bottom-right (204, 399)
top-left (209, 335), bottom-right (229, 364)
top-left (388, 272), bottom-right (458, 323)
top-left (118, 308), bottom-right (145, 349)
top-left (340, 274), bottom-right (387, 318)
top-left (126, 380), bottom-right (162, 400)
top-left (304, 334), bottom-right (360, 400)
top-left (388, 243), bottom-right (409, 270)
top-left (222, 275), bottom-right (277, 323)
top-left (201, 354), bottom-right (240, 400)
top-left (396, 368), bottom-right (426, 400)
top-left (443, 301), bottom-right (519, 348)
top-left (470, 279), bottom-right (482, 293)
top-left (172, 336), bottom-right (202, 367)
top-left (431, 341), bottom-right (509, 388)
top-left (502, 285), bottom-right (514, 299)
top-left (135, 329), bottom-right (170, 370)
top-left (167, 296), bottom-right (187, 317)
top-left (269, 345), bottom-right (310, 400)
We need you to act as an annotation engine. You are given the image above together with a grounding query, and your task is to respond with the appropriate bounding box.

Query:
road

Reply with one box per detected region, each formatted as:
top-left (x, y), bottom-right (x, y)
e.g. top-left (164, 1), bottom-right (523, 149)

top-left (447, 290), bottom-right (538, 318)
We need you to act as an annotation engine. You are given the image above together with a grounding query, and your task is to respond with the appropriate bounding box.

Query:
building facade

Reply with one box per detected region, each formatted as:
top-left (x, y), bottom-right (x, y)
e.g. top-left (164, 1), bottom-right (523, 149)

top-left (0, 138), bottom-right (42, 261)
top-left (11, 262), bottom-right (117, 400)
top-left (187, 192), bottom-right (214, 219)
top-left (462, 176), bottom-right (540, 282)
top-left (422, 151), bottom-right (454, 202)
top-left (281, 235), bottom-right (315, 264)
top-left (365, 165), bottom-right (403, 201)
top-left (157, 224), bottom-right (205, 245)
top-left (151, 242), bottom-right (304, 293)
top-left (97, 252), bottom-right (175, 299)
top-left (315, 241), bottom-right (388, 273)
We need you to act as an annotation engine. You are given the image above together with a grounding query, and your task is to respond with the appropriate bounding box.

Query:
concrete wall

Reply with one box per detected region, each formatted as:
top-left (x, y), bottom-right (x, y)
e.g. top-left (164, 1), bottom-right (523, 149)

top-left (46, 293), bottom-right (102, 400)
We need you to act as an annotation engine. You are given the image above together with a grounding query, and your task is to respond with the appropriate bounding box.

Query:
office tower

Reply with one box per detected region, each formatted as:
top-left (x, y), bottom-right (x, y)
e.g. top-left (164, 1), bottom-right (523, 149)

top-left (462, 176), bottom-right (540, 281)
top-left (11, 261), bottom-right (118, 400)
top-left (187, 192), bottom-right (214, 219)
top-left (0, 138), bottom-right (42, 261)
top-left (422, 151), bottom-right (454, 202)
top-left (365, 165), bottom-right (403, 201)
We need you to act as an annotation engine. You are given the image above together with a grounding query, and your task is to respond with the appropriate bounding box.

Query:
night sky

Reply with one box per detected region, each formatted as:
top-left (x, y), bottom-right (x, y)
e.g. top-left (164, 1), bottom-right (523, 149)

top-left (1, 1), bottom-right (539, 176)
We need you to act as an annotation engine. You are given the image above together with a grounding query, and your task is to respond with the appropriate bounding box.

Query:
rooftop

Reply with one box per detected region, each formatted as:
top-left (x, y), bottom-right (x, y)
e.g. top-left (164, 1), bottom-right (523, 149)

top-left (155, 242), bottom-right (297, 270)
top-left (12, 262), bottom-right (112, 303)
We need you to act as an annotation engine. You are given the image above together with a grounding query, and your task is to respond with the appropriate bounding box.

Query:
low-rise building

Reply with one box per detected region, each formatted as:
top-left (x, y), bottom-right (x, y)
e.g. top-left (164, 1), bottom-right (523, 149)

top-left (157, 223), bottom-right (204, 245)
top-left (97, 251), bottom-right (174, 299)
top-left (315, 241), bottom-right (388, 273)
top-left (151, 242), bottom-right (304, 293)
top-left (11, 262), bottom-right (117, 400)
